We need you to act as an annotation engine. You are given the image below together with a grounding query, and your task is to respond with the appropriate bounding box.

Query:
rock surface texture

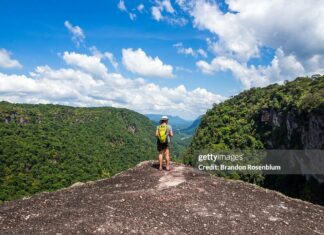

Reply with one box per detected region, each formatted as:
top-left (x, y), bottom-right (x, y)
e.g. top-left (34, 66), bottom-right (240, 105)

top-left (0, 161), bottom-right (323, 234)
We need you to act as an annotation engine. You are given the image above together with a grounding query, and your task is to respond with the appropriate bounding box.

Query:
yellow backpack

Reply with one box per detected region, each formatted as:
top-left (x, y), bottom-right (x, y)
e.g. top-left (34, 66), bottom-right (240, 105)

top-left (158, 124), bottom-right (168, 143)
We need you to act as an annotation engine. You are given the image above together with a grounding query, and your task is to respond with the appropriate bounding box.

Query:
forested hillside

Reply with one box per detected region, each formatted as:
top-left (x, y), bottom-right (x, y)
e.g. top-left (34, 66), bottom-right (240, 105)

top-left (0, 102), bottom-right (156, 202)
top-left (186, 76), bottom-right (324, 205)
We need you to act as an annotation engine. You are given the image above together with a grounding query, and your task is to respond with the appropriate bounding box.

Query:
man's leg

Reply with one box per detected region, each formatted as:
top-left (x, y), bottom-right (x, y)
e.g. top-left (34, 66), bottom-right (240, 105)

top-left (165, 148), bottom-right (170, 170)
top-left (158, 151), bottom-right (163, 170)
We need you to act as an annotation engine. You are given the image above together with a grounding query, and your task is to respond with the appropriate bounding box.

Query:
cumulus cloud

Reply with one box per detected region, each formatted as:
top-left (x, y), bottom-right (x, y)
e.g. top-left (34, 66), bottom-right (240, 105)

top-left (197, 49), bottom-right (305, 89)
top-left (0, 49), bottom-right (22, 69)
top-left (0, 51), bottom-right (224, 119)
top-left (178, 0), bottom-right (324, 88)
top-left (151, 0), bottom-right (175, 19)
top-left (160, 0), bottom-right (175, 13)
top-left (90, 46), bottom-right (119, 69)
top-left (117, 0), bottom-right (137, 21)
top-left (226, 0), bottom-right (324, 58)
top-left (63, 51), bottom-right (108, 77)
top-left (151, 6), bottom-right (163, 21)
top-left (304, 54), bottom-right (324, 74)
top-left (188, 0), bottom-right (324, 61)
top-left (137, 4), bottom-right (145, 12)
top-left (190, 0), bottom-right (259, 61)
top-left (64, 21), bottom-right (85, 47)
top-left (122, 48), bottom-right (174, 78)
top-left (174, 43), bottom-right (207, 58)
top-left (117, 0), bottom-right (127, 12)
top-left (151, 0), bottom-right (187, 26)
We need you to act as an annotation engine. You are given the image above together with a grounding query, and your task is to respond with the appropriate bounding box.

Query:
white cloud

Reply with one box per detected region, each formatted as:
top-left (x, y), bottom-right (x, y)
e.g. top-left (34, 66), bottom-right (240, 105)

top-left (137, 4), bottom-right (144, 12)
top-left (160, 0), bottom-right (175, 13)
top-left (90, 46), bottom-right (119, 69)
top-left (103, 52), bottom-right (118, 69)
top-left (0, 49), bottom-right (22, 69)
top-left (151, 0), bottom-right (175, 19)
top-left (225, 0), bottom-right (324, 58)
top-left (180, 47), bottom-right (195, 56)
top-left (173, 43), bottom-right (207, 58)
top-left (178, 0), bottom-right (324, 88)
top-left (177, 46), bottom-right (195, 57)
top-left (151, 6), bottom-right (163, 21)
top-left (122, 48), bottom-right (174, 78)
top-left (175, 0), bottom-right (188, 10)
top-left (305, 54), bottom-right (324, 74)
top-left (117, 0), bottom-right (137, 21)
top-left (189, 0), bottom-right (259, 61)
top-left (63, 51), bottom-right (108, 77)
top-left (117, 0), bottom-right (127, 12)
top-left (188, 0), bottom-right (324, 62)
top-left (197, 57), bottom-right (269, 89)
top-left (64, 21), bottom-right (85, 47)
top-left (197, 48), bottom-right (207, 58)
top-left (167, 17), bottom-right (188, 26)
top-left (129, 13), bottom-right (136, 21)
top-left (197, 49), bottom-right (306, 89)
top-left (151, 0), bottom-right (187, 26)
top-left (0, 51), bottom-right (224, 119)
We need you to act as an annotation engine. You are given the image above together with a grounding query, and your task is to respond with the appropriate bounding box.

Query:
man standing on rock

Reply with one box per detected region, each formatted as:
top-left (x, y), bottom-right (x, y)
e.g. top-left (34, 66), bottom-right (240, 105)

top-left (156, 116), bottom-right (173, 171)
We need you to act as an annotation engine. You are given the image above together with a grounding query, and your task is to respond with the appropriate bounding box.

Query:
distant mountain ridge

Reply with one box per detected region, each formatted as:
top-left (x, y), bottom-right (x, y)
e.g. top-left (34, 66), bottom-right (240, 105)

top-left (145, 114), bottom-right (194, 130)
top-left (181, 115), bottom-right (202, 135)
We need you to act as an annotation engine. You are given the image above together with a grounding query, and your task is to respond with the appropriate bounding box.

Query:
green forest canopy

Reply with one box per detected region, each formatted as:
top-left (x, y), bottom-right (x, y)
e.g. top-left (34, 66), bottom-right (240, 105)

top-left (0, 103), bottom-right (158, 202)
top-left (186, 76), bottom-right (324, 205)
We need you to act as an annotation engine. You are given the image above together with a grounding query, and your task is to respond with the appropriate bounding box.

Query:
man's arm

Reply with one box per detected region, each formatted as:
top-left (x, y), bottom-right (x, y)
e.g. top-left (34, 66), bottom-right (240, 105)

top-left (169, 129), bottom-right (173, 137)
top-left (169, 126), bottom-right (173, 137)
top-left (155, 128), bottom-right (159, 137)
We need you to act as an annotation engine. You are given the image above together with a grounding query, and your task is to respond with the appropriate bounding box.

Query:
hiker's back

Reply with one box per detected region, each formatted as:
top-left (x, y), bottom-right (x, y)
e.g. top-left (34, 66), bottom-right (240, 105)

top-left (156, 116), bottom-right (173, 171)
top-left (157, 123), bottom-right (168, 143)
top-left (156, 123), bottom-right (172, 144)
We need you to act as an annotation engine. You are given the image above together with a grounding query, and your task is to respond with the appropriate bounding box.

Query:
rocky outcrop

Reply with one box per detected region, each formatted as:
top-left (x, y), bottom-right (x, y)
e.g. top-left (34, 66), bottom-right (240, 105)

top-left (127, 124), bottom-right (137, 133)
top-left (302, 114), bottom-right (324, 148)
top-left (259, 109), bottom-right (324, 202)
top-left (3, 113), bottom-right (29, 124)
top-left (0, 161), bottom-right (323, 235)
top-left (259, 109), bottom-right (324, 149)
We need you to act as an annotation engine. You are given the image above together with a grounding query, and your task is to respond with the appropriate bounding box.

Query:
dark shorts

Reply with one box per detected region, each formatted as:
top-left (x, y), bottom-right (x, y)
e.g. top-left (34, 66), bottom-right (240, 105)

top-left (157, 140), bottom-right (169, 152)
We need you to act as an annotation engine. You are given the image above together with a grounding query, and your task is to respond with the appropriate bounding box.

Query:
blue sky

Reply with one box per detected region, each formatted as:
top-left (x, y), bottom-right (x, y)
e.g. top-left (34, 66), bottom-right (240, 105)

top-left (0, 0), bottom-right (323, 119)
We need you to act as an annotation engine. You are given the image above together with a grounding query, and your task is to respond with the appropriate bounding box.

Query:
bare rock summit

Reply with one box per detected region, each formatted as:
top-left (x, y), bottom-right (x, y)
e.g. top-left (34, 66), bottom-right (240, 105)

top-left (0, 161), bottom-right (323, 234)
